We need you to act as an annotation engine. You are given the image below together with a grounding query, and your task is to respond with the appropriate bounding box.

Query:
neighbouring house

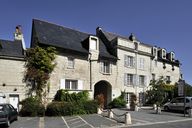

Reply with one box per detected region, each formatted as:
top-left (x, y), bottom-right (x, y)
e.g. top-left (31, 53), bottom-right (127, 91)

top-left (30, 19), bottom-right (181, 107)
top-left (96, 28), bottom-right (180, 106)
top-left (0, 26), bottom-right (26, 111)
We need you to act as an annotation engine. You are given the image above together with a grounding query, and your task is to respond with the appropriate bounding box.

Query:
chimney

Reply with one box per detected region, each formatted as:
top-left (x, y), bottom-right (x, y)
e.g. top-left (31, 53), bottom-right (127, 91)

top-left (14, 25), bottom-right (26, 50)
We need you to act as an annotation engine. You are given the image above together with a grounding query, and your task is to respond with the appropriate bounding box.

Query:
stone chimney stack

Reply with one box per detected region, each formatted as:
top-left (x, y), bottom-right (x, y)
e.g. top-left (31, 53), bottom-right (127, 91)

top-left (14, 25), bottom-right (26, 50)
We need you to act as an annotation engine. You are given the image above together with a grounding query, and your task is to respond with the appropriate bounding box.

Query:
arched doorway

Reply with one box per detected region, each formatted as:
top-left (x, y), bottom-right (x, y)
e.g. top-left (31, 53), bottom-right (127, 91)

top-left (94, 81), bottom-right (112, 108)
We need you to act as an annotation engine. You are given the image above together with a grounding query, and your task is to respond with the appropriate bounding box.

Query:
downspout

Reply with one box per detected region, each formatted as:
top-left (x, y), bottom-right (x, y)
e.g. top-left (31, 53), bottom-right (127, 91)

top-left (89, 53), bottom-right (92, 90)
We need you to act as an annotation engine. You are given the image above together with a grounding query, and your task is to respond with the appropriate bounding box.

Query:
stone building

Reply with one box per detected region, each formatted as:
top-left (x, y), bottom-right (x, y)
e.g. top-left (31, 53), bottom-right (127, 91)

top-left (30, 19), bottom-right (181, 106)
top-left (0, 19), bottom-right (181, 109)
top-left (96, 28), bottom-right (180, 105)
top-left (0, 26), bottom-right (26, 111)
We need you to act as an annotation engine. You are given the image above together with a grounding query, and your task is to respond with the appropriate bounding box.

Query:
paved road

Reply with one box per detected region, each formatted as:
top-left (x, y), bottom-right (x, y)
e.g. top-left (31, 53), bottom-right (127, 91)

top-left (129, 120), bottom-right (192, 128)
top-left (1, 108), bottom-right (192, 128)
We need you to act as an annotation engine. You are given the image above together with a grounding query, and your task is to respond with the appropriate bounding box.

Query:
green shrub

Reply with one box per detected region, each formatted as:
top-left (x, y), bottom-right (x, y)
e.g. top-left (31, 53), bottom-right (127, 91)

top-left (19, 97), bottom-right (45, 117)
top-left (83, 100), bottom-right (98, 114)
top-left (54, 90), bottom-right (89, 103)
top-left (108, 92), bottom-right (126, 108)
top-left (46, 100), bottom-right (98, 116)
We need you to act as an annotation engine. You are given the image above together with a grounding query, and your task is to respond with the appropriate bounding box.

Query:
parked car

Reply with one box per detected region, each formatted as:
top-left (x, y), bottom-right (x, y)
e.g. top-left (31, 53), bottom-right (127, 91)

top-left (163, 97), bottom-right (192, 113)
top-left (0, 103), bottom-right (18, 127)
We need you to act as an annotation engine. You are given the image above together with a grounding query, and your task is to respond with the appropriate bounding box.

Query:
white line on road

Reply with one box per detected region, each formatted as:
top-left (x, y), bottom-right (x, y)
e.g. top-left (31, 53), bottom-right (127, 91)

top-left (62, 116), bottom-right (70, 128)
top-left (78, 116), bottom-right (94, 128)
top-left (129, 118), bottom-right (192, 127)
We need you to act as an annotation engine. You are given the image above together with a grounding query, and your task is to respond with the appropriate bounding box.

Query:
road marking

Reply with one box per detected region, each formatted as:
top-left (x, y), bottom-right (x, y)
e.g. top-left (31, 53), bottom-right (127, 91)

top-left (67, 117), bottom-right (80, 122)
top-left (129, 118), bottom-right (192, 127)
top-left (73, 123), bottom-right (87, 128)
top-left (61, 116), bottom-right (70, 128)
top-left (78, 116), bottom-right (94, 128)
top-left (39, 117), bottom-right (44, 128)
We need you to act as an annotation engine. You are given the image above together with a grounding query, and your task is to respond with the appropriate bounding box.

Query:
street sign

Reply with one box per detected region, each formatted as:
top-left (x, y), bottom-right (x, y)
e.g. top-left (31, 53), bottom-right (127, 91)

top-left (178, 80), bottom-right (185, 96)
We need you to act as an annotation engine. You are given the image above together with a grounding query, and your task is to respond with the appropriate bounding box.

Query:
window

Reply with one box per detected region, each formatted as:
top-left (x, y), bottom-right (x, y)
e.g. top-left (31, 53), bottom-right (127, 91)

top-left (152, 47), bottom-right (157, 57)
top-left (68, 57), bottom-right (74, 68)
top-left (124, 55), bottom-right (134, 68)
top-left (139, 58), bottom-right (145, 70)
top-left (162, 49), bottom-right (166, 59)
top-left (65, 80), bottom-right (78, 90)
top-left (124, 74), bottom-right (134, 86)
top-left (100, 61), bottom-right (111, 74)
top-left (124, 93), bottom-right (133, 104)
top-left (139, 75), bottom-right (145, 86)
top-left (90, 38), bottom-right (97, 50)
top-left (166, 76), bottom-right (171, 84)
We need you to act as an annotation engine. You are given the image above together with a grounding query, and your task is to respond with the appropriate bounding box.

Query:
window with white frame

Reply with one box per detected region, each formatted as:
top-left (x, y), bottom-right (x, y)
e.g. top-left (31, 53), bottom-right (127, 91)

top-left (124, 55), bottom-right (135, 68)
top-left (152, 47), bottom-right (157, 57)
top-left (162, 49), bottom-right (166, 59)
top-left (139, 58), bottom-right (145, 70)
top-left (90, 37), bottom-right (97, 50)
top-left (65, 80), bottom-right (78, 90)
top-left (67, 57), bottom-right (74, 68)
top-left (124, 74), bottom-right (134, 86)
top-left (139, 75), bottom-right (145, 86)
top-left (100, 61), bottom-right (111, 74)
top-left (124, 93), bottom-right (133, 104)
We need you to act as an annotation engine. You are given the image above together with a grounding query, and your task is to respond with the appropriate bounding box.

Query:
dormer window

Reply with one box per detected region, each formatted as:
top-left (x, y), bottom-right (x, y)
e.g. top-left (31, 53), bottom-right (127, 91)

top-left (89, 36), bottom-right (98, 51)
top-left (152, 47), bottom-right (157, 57)
top-left (171, 52), bottom-right (175, 61)
top-left (160, 49), bottom-right (166, 59)
top-left (167, 52), bottom-right (175, 61)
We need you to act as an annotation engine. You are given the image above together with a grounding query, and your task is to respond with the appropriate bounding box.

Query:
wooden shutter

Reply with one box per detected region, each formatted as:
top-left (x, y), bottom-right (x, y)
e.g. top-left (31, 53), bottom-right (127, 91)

top-left (60, 79), bottom-right (65, 89)
top-left (78, 80), bottom-right (83, 90)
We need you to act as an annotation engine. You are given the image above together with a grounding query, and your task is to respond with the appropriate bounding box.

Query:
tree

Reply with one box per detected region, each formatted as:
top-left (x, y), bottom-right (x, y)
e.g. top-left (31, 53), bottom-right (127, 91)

top-left (145, 77), bottom-right (175, 106)
top-left (24, 46), bottom-right (56, 101)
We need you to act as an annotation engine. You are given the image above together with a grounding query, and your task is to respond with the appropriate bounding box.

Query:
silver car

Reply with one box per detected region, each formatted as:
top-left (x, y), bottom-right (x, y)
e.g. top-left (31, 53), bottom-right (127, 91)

top-left (163, 97), bottom-right (192, 113)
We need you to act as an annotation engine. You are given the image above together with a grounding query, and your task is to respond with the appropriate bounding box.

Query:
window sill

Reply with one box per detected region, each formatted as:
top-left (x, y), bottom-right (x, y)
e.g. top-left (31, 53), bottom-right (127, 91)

top-left (67, 67), bottom-right (74, 69)
top-left (101, 72), bottom-right (111, 75)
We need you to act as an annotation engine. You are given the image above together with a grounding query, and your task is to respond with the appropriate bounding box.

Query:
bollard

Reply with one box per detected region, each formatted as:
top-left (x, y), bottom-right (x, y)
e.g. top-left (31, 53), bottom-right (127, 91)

top-left (125, 112), bottom-right (132, 125)
top-left (108, 109), bottom-right (113, 118)
top-left (126, 103), bottom-right (130, 109)
top-left (188, 109), bottom-right (192, 117)
top-left (156, 106), bottom-right (161, 114)
top-left (97, 108), bottom-right (102, 114)
top-left (153, 104), bottom-right (157, 111)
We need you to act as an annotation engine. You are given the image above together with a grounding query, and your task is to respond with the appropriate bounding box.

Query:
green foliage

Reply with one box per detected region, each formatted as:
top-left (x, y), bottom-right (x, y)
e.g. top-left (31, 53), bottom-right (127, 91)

top-left (19, 97), bottom-right (45, 117)
top-left (24, 46), bottom-right (56, 100)
top-left (45, 100), bottom-right (98, 116)
top-left (54, 90), bottom-right (89, 103)
top-left (108, 92), bottom-right (126, 108)
top-left (145, 77), bottom-right (175, 106)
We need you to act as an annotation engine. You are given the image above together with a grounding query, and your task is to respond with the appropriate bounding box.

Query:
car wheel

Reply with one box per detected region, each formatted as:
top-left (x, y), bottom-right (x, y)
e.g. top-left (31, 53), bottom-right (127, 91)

top-left (6, 118), bottom-right (10, 127)
top-left (164, 106), bottom-right (169, 111)
top-left (185, 108), bottom-right (190, 114)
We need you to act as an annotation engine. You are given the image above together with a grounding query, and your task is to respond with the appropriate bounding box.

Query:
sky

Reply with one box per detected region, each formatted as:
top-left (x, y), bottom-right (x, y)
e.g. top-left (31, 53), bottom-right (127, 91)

top-left (0, 0), bottom-right (191, 84)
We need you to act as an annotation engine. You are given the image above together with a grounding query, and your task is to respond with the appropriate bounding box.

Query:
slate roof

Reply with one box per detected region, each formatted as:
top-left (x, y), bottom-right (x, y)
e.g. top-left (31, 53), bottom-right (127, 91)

top-left (101, 30), bottom-right (153, 47)
top-left (32, 19), bottom-right (116, 60)
top-left (0, 39), bottom-right (24, 58)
